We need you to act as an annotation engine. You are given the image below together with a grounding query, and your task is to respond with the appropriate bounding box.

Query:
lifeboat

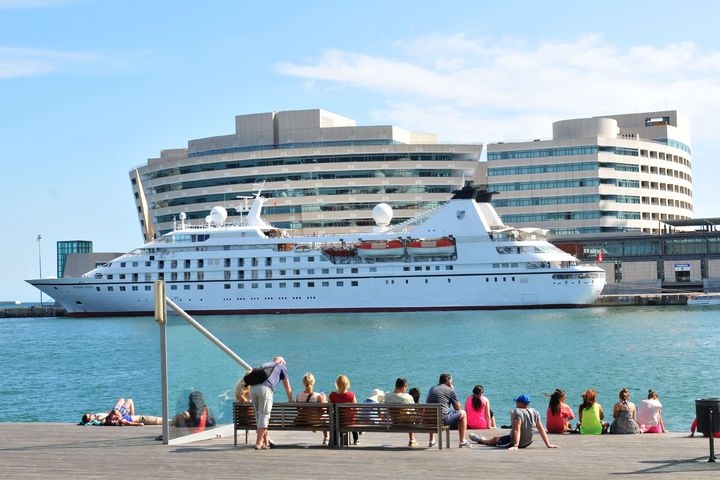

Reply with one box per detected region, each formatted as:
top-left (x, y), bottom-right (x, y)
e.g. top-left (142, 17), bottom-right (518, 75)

top-left (356, 239), bottom-right (405, 258)
top-left (406, 237), bottom-right (455, 256)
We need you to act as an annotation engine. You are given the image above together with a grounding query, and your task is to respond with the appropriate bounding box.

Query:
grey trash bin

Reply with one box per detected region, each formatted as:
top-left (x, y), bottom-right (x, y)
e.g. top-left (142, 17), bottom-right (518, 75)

top-left (696, 398), bottom-right (720, 433)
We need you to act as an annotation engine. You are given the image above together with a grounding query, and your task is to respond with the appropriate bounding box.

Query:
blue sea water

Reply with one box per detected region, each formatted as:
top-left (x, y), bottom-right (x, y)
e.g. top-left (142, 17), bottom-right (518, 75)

top-left (0, 306), bottom-right (717, 432)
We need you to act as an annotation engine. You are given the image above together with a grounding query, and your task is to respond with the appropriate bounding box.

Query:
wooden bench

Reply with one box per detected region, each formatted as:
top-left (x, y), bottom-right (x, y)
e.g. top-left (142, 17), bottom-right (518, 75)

top-left (233, 402), bottom-right (333, 446)
top-left (333, 403), bottom-right (451, 449)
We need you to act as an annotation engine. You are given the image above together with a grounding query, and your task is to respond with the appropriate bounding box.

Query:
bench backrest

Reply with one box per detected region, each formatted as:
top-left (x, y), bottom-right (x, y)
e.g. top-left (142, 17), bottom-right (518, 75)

top-left (334, 403), bottom-right (442, 429)
top-left (233, 402), bottom-right (332, 429)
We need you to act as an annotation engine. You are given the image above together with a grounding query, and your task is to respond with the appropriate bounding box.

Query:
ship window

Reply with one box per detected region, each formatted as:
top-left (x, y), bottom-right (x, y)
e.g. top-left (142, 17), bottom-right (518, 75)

top-left (224, 271), bottom-right (231, 280)
top-left (280, 270), bottom-right (286, 276)
top-left (336, 281), bottom-right (344, 287)
top-left (403, 267), bottom-right (410, 271)
top-left (279, 283), bottom-right (286, 288)
top-left (134, 286), bottom-right (140, 291)
top-left (119, 286), bottom-right (125, 291)
top-left (415, 267), bottom-right (422, 271)
top-left (308, 282), bottom-right (315, 287)
top-left (120, 262), bottom-right (126, 267)
top-left (265, 270), bottom-right (272, 279)
top-left (351, 268), bottom-right (358, 273)
top-left (405, 279), bottom-right (409, 284)
top-left (238, 271), bottom-right (244, 279)
top-left (185, 260), bottom-right (191, 268)
top-left (252, 283), bottom-right (258, 289)
top-left (145, 261), bottom-right (151, 267)
top-left (447, 278), bottom-right (451, 283)
top-left (308, 269), bottom-right (315, 274)
top-left (238, 258), bottom-right (244, 267)
top-left (279, 258), bottom-right (286, 263)
top-left (322, 281), bottom-right (329, 287)
top-left (184, 285), bottom-right (191, 290)
top-left (197, 272), bottom-right (204, 281)
top-left (238, 284), bottom-right (245, 289)
top-left (145, 285), bottom-right (151, 291)
top-left (158, 261), bottom-right (164, 269)
top-left (119, 274), bottom-right (126, 280)
top-left (294, 269), bottom-right (300, 275)
top-left (198, 259), bottom-right (204, 268)
top-left (224, 284), bottom-right (231, 289)
top-left (293, 282), bottom-right (300, 288)
top-left (171, 260), bottom-right (177, 268)
top-left (132, 273), bottom-right (138, 281)
top-left (107, 274), bottom-right (114, 280)
top-left (322, 269), bottom-right (330, 274)
top-left (370, 267), bottom-right (377, 273)
top-left (308, 257), bottom-right (315, 262)
top-left (197, 284), bottom-right (204, 290)
top-left (485, 278), bottom-right (489, 282)
top-left (336, 269), bottom-right (344, 274)
top-left (132, 262), bottom-right (138, 267)
top-left (265, 283), bottom-right (272, 288)
top-left (445, 266), bottom-right (453, 270)
top-left (158, 273), bottom-right (164, 280)
top-left (224, 258), bottom-right (231, 267)
top-left (351, 281), bottom-right (358, 286)
top-left (266, 257), bottom-right (272, 266)
top-left (494, 277), bottom-right (498, 282)
top-left (425, 279), bottom-right (428, 283)
top-left (294, 257), bottom-right (301, 263)
top-left (145, 273), bottom-right (152, 282)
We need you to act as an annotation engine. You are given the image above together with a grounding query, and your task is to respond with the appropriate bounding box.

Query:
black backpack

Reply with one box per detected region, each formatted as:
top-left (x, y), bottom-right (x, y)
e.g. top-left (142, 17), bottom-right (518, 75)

top-left (243, 364), bottom-right (275, 386)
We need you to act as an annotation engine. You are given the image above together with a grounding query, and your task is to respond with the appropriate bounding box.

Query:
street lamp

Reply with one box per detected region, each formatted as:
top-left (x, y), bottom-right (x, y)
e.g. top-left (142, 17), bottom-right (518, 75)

top-left (36, 234), bottom-right (43, 306)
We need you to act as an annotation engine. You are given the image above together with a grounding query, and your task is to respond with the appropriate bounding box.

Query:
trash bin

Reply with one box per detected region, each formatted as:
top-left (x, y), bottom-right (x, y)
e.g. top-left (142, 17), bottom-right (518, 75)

top-left (696, 398), bottom-right (720, 434)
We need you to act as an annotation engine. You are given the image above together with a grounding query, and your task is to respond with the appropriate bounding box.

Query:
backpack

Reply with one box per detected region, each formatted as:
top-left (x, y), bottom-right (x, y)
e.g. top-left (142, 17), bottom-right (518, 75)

top-left (243, 364), bottom-right (275, 386)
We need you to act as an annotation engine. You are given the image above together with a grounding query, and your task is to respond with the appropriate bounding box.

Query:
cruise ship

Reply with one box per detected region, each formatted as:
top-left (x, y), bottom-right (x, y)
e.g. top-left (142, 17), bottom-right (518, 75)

top-left (27, 183), bottom-right (606, 317)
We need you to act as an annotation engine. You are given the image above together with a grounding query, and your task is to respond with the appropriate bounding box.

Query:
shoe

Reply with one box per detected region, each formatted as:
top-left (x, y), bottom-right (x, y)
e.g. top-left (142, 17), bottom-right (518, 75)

top-left (428, 440), bottom-right (437, 448)
top-left (322, 438), bottom-right (329, 445)
top-left (459, 441), bottom-right (471, 448)
top-left (408, 439), bottom-right (418, 447)
top-left (469, 433), bottom-right (486, 444)
top-left (267, 440), bottom-right (276, 449)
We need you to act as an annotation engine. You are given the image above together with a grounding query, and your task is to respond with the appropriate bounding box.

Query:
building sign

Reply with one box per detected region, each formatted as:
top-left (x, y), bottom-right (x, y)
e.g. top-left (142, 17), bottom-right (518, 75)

top-left (674, 263), bottom-right (691, 271)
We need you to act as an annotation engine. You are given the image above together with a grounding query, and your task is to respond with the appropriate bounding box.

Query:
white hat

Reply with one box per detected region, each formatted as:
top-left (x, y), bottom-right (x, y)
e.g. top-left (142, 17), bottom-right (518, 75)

top-left (367, 389), bottom-right (385, 402)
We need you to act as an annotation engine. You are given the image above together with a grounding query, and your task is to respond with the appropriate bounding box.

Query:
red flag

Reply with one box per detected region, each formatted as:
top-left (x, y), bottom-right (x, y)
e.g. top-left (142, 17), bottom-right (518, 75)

top-left (595, 250), bottom-right (605, 263)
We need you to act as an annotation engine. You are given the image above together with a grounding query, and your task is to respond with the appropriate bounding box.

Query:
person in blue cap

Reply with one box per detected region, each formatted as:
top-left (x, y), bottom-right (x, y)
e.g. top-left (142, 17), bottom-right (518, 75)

top-left (469, 394), bottom-right (559, 451)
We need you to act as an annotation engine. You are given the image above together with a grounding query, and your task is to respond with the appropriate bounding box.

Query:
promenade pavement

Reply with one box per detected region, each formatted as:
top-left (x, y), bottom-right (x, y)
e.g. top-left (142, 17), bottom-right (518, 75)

top-left (1, 423), bottom-right (719, 479)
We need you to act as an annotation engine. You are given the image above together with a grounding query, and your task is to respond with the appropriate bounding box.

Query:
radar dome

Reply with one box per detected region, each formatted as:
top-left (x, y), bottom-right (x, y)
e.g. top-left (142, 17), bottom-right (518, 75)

top-left (372, 203), bottom-right (393, 227)
top-left (179, 212), bottom-right (186, 220)
top-left (209, 206), bottom-right (228, 226)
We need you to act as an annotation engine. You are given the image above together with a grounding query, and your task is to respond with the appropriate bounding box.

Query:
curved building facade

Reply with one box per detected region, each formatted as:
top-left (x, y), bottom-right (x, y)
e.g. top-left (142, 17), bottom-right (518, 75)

top-left (486, 110), bottom-right (693, 235)
top-left (130, 109), bottom-right (482, 241)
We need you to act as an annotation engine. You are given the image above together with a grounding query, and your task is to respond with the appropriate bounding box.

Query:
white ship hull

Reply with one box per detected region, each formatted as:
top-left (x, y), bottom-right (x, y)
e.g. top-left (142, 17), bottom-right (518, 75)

top-left (28, 184), bottom-right (605, 317)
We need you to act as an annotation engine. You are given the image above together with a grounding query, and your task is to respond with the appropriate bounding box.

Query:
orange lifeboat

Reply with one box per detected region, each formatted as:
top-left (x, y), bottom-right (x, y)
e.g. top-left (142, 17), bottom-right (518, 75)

top-left (406, 237), bottom-right (455, 256)
top-left (356, 239), bottom-right (405, 258)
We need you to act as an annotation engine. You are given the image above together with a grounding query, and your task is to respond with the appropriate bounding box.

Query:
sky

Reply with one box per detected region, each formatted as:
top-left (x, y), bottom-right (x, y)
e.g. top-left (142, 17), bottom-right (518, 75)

top-left (2, 0), bottom-right (720, 302)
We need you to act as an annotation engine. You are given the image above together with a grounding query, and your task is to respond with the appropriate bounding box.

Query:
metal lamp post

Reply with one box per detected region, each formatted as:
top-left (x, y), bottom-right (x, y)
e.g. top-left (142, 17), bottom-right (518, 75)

top-left (36, 234), bottom-right (43, 306)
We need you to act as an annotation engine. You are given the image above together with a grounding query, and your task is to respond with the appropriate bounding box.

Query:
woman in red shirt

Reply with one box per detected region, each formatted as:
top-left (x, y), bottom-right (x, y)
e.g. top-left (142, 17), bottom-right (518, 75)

top-left (546, 388), bottom-right (575, 433)
top-left (329, 374), bottom-right (359, 445)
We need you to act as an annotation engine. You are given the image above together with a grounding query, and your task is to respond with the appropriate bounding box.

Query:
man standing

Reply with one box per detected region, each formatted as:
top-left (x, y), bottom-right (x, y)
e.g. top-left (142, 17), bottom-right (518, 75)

top-left (470, 394), bottom-right (559, 451)
top-left (384, 377), bottom-right (418, 447)
top-left (250, 356), bottom-right (292, 450)
top-left (426, 372), bottom-right (469, 448)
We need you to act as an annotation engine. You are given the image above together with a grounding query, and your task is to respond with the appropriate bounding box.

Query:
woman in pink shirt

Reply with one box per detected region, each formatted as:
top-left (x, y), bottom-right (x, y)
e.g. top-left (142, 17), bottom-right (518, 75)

top-left (465, 385), bottom-right (493, 429)
top-left (546, 388), bottom-right (575, 433)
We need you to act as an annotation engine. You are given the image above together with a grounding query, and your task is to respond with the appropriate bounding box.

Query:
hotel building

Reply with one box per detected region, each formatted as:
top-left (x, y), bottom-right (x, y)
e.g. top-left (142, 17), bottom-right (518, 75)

top-left (485, 110), bottom-right (693, 235)
top-left (130, 109), bottom-right (482, 241)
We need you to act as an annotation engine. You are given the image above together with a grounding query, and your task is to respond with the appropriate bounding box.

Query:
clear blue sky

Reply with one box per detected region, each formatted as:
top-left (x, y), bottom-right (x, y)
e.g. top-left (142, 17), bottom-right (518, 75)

top-left (2, 0), bottom-right (720, 301)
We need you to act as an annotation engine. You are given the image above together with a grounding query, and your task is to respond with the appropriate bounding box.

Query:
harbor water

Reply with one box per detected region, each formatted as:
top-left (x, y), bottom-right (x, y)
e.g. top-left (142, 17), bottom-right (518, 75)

top-left (0, 306), bottom-right (717, 432)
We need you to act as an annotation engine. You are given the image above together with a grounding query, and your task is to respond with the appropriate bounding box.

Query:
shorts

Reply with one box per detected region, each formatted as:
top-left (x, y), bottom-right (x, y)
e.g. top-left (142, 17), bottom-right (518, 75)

top-left (443, 411), bottom-right (462, 427)
top-left (496, 434), bottom-right (531, 448)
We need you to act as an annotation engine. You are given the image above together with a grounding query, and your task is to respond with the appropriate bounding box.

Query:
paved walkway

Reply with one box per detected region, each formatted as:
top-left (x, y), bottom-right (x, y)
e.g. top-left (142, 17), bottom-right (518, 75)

top-left (1, 423), bottom-right (719, 479)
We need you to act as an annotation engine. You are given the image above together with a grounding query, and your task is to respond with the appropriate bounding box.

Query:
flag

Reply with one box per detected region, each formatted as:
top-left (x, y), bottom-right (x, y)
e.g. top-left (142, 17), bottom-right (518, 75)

top-left (594, 249), bottom-right (605, 263)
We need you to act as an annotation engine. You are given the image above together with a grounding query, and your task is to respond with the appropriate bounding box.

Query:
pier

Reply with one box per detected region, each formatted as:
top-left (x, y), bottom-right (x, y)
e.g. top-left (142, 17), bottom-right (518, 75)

top-left (1, 423), bottom-right (718, 479)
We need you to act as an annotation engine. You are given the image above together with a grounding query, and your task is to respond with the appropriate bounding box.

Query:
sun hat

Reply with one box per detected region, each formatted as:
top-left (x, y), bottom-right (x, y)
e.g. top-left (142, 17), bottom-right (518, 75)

top-left (367, 389), bottom-right (385, 402)
top-left (513, 394), bottom-right (531, 405)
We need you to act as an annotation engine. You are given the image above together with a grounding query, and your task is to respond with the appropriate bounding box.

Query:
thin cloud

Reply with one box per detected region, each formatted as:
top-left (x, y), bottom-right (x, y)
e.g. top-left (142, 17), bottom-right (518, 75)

top-left (275, 34), bottom-right (720, 143)
top-left (0, 46), bottom-right (103, 79)
top-left (0, 0), bottom-right (71, 9)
